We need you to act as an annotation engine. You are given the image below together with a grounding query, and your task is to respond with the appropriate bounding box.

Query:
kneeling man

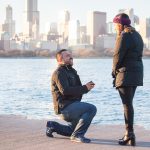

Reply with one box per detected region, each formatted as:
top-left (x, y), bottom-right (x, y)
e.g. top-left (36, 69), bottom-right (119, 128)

top-left (46, 49), bottom-right (97, 143)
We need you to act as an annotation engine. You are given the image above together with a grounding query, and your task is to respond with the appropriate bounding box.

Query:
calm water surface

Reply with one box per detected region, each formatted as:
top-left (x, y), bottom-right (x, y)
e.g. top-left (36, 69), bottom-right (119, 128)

top-left (0, 58), bottom-right (149, 129)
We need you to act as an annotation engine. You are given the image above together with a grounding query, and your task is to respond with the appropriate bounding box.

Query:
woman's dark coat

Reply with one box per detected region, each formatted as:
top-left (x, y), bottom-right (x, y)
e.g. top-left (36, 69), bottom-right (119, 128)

top-left (112, 27), bottom-right (144, 88)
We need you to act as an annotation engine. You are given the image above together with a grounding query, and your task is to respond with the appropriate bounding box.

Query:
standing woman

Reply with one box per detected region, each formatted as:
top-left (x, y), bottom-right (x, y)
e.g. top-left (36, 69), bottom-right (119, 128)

top-left (112, 13), bottom-right (143, 146)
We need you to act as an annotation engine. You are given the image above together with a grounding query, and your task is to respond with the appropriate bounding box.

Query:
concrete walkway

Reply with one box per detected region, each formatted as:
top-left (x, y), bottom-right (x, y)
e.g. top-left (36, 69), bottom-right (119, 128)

top-left (0, 115), bottom-right (150, 150)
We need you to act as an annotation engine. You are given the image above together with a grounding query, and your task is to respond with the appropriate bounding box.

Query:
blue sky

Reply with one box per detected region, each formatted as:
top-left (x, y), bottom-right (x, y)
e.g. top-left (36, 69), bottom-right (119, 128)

top-left (0, 0), bottom-right (149, 33)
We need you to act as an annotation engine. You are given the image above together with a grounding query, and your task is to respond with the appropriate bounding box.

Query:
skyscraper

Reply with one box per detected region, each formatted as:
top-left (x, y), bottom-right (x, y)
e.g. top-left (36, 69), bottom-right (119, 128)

top-left (80, 26), bottom-right (87, 44)
top-left (87, 11), bottom-right (106, 46)
top-left (58, 10), bottom-right (70, 44)
top-left (23, 0), bottom-right (39, 40)
top-left (2, 5), bottom-right (15, 38)
top-left (68, 20), bottom-right (80, 46)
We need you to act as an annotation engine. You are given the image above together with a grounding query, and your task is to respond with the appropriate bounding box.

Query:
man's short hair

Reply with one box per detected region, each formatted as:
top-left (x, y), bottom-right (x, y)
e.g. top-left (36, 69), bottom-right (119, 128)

top-left (56, 49), bottom-right (68, 62)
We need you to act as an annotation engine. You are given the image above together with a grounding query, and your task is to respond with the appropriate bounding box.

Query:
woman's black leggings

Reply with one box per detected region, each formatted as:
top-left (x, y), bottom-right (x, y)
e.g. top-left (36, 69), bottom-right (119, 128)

top-left (118, 86), bottom-right (137, 132)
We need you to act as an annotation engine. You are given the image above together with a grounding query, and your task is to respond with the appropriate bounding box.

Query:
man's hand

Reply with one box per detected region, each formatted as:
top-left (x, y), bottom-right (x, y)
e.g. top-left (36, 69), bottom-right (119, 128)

top-left (85, 81), bottom-right (95, 91)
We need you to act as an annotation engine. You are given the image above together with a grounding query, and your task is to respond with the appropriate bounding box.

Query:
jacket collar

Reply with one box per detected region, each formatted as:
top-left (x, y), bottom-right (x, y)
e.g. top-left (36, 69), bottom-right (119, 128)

top-left (59, 64), bottom-right (73, 70)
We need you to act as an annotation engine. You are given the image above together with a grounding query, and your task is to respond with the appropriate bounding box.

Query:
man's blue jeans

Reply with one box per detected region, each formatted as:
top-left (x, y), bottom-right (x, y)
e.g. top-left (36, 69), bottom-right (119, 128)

top-left (52, 101), bottom-right (97, 137)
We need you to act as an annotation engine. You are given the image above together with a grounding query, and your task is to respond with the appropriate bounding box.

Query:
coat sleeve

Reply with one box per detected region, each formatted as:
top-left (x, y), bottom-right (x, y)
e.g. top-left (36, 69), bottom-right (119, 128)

top-left (54, 70), bottom-right (89, 96)
top-left (113, 33), bottom-right (129, 74)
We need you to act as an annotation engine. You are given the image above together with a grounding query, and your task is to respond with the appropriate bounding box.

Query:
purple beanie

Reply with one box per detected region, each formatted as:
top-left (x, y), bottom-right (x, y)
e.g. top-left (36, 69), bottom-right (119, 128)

top-left (113, 13), bottom-right (131, 25)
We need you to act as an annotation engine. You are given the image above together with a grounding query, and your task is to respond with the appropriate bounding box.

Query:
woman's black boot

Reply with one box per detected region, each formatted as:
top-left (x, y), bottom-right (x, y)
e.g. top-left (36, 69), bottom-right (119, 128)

top-left (118, 131), bottom-right (136, 146)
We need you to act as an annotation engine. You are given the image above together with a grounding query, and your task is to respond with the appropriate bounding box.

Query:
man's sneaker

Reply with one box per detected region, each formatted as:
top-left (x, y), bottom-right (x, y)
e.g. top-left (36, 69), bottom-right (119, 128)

top-left (70, 136), bottom-right (91, 143)
top-left (46, 121), bottom-right (55, 138)
top-left (46, 127), bottom-right (54, 137)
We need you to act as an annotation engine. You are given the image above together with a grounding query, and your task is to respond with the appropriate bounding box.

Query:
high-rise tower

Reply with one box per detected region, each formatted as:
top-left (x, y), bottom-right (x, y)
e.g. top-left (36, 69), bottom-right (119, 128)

top-left (2, 5), bottom-right (15, 38)
top-left (58, 10), bottom-right (70, 44)
top-left (87, 11), bottom-right (106, 46)
top-left (23, 0), bottom-right (39, 40)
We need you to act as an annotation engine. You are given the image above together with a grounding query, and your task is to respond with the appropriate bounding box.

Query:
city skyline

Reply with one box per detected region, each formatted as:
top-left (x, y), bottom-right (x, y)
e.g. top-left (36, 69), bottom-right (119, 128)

top-left (0, 0), bottom-right (150, 33)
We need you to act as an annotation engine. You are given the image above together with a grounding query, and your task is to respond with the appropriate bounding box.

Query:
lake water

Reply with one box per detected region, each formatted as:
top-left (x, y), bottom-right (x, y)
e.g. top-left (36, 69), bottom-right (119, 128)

top-left (0, 58), bottom-right (150, 129)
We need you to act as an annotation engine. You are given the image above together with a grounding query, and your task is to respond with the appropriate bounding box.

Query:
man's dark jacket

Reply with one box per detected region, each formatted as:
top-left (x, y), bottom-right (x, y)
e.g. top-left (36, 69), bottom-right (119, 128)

top-left (112, 27), bottom-right (144, 88)
top-left (51, 64), bottom-right (88, 114)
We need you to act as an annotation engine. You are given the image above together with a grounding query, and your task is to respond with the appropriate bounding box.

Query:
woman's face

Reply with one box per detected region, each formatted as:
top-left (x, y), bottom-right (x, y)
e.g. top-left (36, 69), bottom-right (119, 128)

top-left (114, 23), bottom-right (123, 35)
